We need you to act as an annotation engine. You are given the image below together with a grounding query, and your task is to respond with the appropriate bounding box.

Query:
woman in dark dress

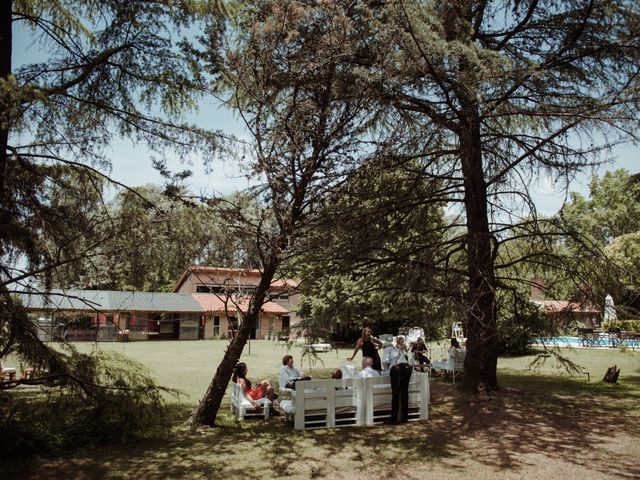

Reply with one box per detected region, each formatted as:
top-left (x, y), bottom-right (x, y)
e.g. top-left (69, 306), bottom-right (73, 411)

top-left (411, 337), bottom-right (430, 370)
top-left (348, 327), bottom-right (383, 371)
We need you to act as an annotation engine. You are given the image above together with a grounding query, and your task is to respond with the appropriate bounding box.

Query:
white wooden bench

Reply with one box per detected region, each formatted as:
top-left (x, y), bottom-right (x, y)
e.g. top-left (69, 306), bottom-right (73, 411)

top-left (291, 372), bottom-right (429, 430)
top-left (229, 383), bottom-right (270, 420)
top-left (365, 374), bottom-right (430, 425)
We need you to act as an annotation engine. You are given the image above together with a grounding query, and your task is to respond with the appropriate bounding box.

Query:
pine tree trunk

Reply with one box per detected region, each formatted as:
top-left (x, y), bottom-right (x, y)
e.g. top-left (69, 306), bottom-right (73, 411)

top-left (459, 109), bottom-right (499, 392)
top-left (445, 0), bottom-right (499, 393)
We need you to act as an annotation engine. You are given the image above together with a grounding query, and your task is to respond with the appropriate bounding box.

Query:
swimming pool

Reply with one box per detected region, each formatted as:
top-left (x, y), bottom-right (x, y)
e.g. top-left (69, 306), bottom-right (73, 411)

top-left (533, 335), bottom-right (640, 349)
top-left (533, 336), bottom-right (584, 347)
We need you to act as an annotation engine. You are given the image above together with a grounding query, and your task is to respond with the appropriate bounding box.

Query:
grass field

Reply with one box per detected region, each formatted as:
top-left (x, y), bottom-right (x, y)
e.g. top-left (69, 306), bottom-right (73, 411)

top-left (2, 340), bottom-right (640, 479)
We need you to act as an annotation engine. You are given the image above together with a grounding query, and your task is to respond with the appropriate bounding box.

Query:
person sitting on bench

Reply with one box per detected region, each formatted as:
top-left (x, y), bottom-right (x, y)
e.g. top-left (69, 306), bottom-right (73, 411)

top-left (279, 355), bottom-right (311, 389)
top-left (233, 362), bottom-right (279, 414)
top-left (359, 356), bottom-right (381, 378)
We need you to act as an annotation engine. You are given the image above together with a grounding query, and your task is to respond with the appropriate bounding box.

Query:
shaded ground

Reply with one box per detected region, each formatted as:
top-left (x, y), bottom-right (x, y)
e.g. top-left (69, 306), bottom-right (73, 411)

top-left (2, 377), bottom-right (639, 480)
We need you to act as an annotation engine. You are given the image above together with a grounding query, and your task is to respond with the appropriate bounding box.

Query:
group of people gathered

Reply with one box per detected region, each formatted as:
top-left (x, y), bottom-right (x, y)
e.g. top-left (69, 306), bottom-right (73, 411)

top-left (232, 354), bottom-right (311, 416)
top-left (346, 327), bottom-right (432, 424)
top-left (232, 327), bottom-right (440, 424)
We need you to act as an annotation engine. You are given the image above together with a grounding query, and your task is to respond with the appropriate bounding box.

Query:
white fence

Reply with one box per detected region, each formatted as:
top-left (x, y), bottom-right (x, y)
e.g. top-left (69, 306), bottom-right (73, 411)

top-left (292, 372), bottom-right (429, 430)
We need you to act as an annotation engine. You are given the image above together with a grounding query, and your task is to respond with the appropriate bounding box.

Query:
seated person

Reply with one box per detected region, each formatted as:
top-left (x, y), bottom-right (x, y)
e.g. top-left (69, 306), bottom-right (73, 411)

top-left (359, 356), bottom-right (381, 378)
top-left (432, 338), bottom-right (466, 374)
top-left (411, 337), bottom-right (430, 369)
top-left (331, 368), bottom-right (353, 391)
top-left (233, 362), bottom-right (278, 413)
top-left (279, 354), bottom-right (311, 389)
top-left (448, 337), bottom-right (464, 360)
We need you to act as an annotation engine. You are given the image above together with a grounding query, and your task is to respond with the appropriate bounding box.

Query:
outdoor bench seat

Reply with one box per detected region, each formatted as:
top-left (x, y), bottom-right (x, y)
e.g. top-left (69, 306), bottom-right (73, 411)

top-left (292, 372), bottom-right (429, 430)
top-left (229, 383), bottom-right (270, 420)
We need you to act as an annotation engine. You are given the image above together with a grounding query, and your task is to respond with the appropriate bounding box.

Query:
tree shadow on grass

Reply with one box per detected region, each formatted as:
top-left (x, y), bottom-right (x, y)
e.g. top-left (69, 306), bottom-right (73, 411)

top-left (446, 372), bottom-right (640, 477)
top-left (3, 377), bottom-right (640, 479)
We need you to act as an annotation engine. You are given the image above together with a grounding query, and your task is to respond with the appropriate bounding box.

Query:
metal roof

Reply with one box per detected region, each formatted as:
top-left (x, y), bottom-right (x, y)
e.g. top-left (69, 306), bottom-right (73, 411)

top-left (18, 289), bottom-right (206, 313)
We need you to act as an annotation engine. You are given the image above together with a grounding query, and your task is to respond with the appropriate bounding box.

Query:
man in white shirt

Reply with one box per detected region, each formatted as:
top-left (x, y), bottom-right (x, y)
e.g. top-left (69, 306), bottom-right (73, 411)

top-left (383, 335), bottom-right (412, 424)
top-left (359, 356), bottom-right (381, 378)
top-left (279, 355), bottom-right (309, 389)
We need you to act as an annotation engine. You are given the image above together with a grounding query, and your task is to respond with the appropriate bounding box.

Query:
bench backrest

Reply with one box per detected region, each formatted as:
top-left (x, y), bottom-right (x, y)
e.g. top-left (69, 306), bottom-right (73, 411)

top-left (294, 377), bottom-right (364, 430)
top-left (293, 372), bottom-right (429, 430)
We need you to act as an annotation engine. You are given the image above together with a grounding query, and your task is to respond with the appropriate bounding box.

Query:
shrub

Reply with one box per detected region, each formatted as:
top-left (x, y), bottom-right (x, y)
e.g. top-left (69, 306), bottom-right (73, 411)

top-left (0, 350), bottom-right (176, 459)
top-left (601, 319), bottom-right (640, 332)
top-left (496, 293), bottom-right (558, 355)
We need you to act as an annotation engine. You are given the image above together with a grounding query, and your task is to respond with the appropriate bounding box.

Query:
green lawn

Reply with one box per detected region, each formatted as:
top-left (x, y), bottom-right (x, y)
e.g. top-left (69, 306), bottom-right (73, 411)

top-left (72, 340), bottom-right (640, 406)
top-left (66, 339), bottom-right (359, 404)
top-left (2, 340), bottom-right (640, 479)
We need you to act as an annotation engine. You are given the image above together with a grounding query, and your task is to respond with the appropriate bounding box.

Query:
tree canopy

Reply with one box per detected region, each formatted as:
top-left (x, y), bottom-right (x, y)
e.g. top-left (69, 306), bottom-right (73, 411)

top-left (1, 0), bottom-right (223, 451)
top-left (206, 0), bottom-right (640, 391)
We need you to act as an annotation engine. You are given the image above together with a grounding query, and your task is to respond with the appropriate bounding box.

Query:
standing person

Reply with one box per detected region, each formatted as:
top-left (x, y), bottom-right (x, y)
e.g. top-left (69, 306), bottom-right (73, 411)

top-left (348, 327), bottom-right (383, 371)
top-left (395, 335), bottom-right (408, 353)
top-left (383, 335), bottom-right (412, 424)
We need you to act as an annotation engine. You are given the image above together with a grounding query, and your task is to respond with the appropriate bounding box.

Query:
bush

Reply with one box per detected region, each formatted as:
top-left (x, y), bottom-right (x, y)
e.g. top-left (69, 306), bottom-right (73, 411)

top-left (0, 350), bottom-right (176, 459)
top-left (496, 293), bottom-right (557, 355)
top-left (601, 319), bottom-right (640, 332)
top-left (497, 316), bottom-right (538, 355)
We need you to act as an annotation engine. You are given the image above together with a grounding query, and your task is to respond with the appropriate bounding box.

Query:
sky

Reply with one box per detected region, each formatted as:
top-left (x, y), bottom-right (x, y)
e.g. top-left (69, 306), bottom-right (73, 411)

top-left (531, 143), bottom-right (638, 215)
top-left (107, 105), bottom-right (254, 198)
top-left (12, 15), bottom-right (639, 215)
top-left (106, 107), bottom-right (638, 216)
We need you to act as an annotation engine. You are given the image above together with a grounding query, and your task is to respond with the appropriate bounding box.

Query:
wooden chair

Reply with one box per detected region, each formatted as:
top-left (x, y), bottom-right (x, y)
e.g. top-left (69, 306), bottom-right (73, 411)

top-left (229, 383), bottom-right (270, 420)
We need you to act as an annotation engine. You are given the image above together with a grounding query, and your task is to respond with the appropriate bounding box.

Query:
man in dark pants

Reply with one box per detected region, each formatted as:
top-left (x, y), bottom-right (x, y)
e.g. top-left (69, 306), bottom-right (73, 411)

top-left (383, 335), bottom-right (412, 424)
top-left (390, 363), bottom-right (412, 423)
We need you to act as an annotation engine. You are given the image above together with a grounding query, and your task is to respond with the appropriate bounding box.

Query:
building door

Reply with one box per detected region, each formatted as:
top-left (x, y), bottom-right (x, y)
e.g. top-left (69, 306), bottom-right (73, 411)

top-left (198, 316), bottom-right (205, 340)
top-left (213, 316), bottom-right (220, 338)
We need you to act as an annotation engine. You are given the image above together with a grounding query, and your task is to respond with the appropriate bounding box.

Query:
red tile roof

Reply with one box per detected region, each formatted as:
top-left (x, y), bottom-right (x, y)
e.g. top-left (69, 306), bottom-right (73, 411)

top-left (533, 300), bottom-right (599, 314)
top-left (192, 293), bottom-right (289, 314)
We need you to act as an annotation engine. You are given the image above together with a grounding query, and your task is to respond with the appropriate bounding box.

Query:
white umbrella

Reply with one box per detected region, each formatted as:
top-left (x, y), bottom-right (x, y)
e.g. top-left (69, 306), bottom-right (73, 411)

top-left (604, 294), bottom-right (617, 323)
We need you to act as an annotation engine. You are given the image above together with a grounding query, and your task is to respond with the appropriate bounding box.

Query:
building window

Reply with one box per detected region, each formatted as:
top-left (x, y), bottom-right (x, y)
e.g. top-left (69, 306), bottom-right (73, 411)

top-left (196, 285), bottom-right (227, 294)
top-left (269, 292), bottom-right (289, 301)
